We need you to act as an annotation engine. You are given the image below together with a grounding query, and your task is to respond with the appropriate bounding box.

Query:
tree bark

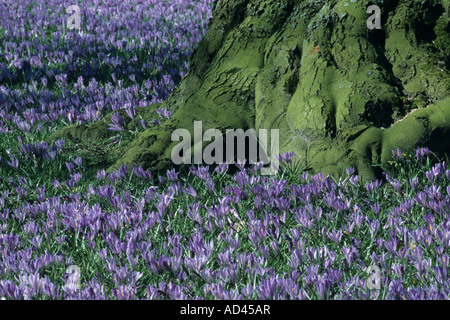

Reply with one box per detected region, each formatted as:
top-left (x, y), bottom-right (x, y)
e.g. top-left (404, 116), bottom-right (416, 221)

top-left (48, 0), bottom-right (450, 182)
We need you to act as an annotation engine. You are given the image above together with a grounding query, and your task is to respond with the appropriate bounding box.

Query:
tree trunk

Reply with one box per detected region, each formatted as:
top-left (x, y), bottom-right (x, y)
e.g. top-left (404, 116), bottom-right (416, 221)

top-left (48, 0), bottom-right (450, 182)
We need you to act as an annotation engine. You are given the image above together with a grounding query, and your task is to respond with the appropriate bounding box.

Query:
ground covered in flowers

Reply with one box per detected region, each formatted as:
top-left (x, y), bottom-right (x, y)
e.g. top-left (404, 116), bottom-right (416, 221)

top-left (1, 0), bottom-right (450, 300)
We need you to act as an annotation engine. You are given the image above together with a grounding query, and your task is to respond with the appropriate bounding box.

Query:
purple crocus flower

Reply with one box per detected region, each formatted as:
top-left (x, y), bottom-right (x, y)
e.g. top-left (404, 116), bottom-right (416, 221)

top-left (71, 173), bottom-right (82, 185)
top-left (48, 150), bottom-right (57, 160)
top-left (74, 157), bottom-right (82, 167)
top-left (214, 162), bottom-right (229, 174)
top-left (278, 151), bottom-right (293, 166)
top-left (55, 139), bottom-right (65, 151)
top-left (415, 191), bottom-right (428, 207)
top-left (425, 185), bottom-right (442, 200)
top-left (349, 175), bottom-right (359, 186)
top-left (257, 277), bottom-right (278, 299)
top-left (365, 181), bottom-right (375, 194)
top-left (187, 202), bottom-right (203, 225)
top-left (431, 163), bottom-right (443, 181)
top-left (7, 157), bottom-right (19, 169)
top-left (407, 287), bottom-right (425, 300)
top-left (390, 179), bottom-right (402, 195)
top-left (407, 177), bottom-right (418, 192)
top-left (15, 186), bottom-right (27, 201)
top-left (112, 284), bottom-right (136, 300)
top-left (68, 111), bottom-right (74, 125)
top-left (422, 213), bottom-right (435, 229)
top-left (16, 120), bottom-right (31, 133)
top-left (325, 250), bottom-right (337, 269)
top-left (166, 168), bottom-right (178, 182)
top-left (29, 235), bottom-right (43, 250)
top-left (205, 178), bottom-right (215, 192)
top-left (392, 147), bottom-right (403, 160)
top-left (2, 281), bottom-right (25, 299)
top-left (328, 229), bottom-right (343, 244)
top-left (134, 165), bottom-right (152, 180)
top-left (315, 277), bottom-right (331, 300)
top-left (209, 283), bottom-right (225, 300)
top-left (182, 184), bottom-right (197, 199)
top-left (259, 245), bottom-right (270, 260)
top-left (97, 169), bottom-right (106, 180)
top-left (26, 272), bottom-right (42, 297)
top-left (107, 172), bottom-right (117, 185)
top-left (125, 104), bottom-right (136, 123)
top-left (234, 159), bottom-right (247, 172)
top-left (370, 203), bottom-right (381, 215)
top-left (384, 238), bottom-right (398, 255)
top-left (108, 112), bottom-right (125, 131)
top-left (156, 107), bottom-right (172, 119)
top-left (0, 209), bottom-right (9, 223)
top-left (346, 166), bottom-right (355, 176)
top-left (392, 264), bottom-right (405, 278)
top-left (66, 162), bottom-right (74, 173)
top-left (241, 284), bottom-right (253, 298)
top-left (65, 179), bottom-right (74, 191)
top-left (415, 147), bottom-right (430, 162)
top-left (342, 246), bottom-right (357, 267)
top-left (40, 278), bottom-right (57, 299)
top-left (387, 279), bottom-right (407, 300)
top-left (425, 170), bottom-right (435, 183)
top-left (368, 219), bottom-right (380, 238)
top-left (354, 212), bottom-right (364, 231)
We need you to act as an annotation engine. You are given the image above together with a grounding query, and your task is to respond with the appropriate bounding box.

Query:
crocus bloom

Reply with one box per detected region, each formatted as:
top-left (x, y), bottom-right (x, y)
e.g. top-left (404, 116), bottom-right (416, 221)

top-left (415, 147), bottom-right (430, 162)
top-left (327, 229), bottom-right (343, 244)
top-left (125, 104), bottom-right (136, 123)
top-left (108, 112), bottom-right (125, 131)
top-left (97, 169), bottom-right (106, 180)
top-left (182, 184), bottom-right (197, 198)
top-left (390, 179), bottom-right (402, 194)
top-left (74, 157), bottom-right (82, 167)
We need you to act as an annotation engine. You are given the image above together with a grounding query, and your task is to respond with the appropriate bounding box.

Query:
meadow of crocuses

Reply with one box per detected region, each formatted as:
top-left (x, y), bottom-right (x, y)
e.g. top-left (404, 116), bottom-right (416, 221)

top-left (1, 0), bottom-right (450, 300)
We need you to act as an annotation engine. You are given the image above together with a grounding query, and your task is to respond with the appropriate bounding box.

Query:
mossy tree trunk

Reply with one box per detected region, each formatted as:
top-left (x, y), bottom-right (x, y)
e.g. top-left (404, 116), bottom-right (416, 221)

top-left (49, 0), bottom-right (450, 182)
